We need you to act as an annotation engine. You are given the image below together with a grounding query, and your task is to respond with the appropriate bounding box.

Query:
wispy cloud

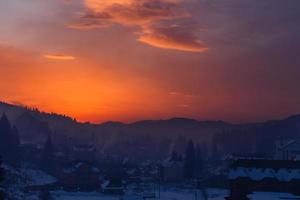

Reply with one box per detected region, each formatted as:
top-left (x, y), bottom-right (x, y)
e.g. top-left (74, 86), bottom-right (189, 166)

top-left (67, 21), bottom-right (110, 30)
top-left (138, 25), bottom-right (207, 52)
top-left (177, 104), bottom-right (190, 108)
top-left (69, 0), bottom-right (207, 52)
top-left (169, 91), bottom-right (180, 95)
top-left (169, 91), bottom-right (194, 98)
top-left (44, 54), bottom-right (76, 61)
top-left (184, 94), bottom-right (194, 98)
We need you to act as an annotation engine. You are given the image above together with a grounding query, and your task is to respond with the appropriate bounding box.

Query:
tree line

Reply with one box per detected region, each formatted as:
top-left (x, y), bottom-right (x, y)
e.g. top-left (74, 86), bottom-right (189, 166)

top-left (0, 112), bottom-right (55, 200)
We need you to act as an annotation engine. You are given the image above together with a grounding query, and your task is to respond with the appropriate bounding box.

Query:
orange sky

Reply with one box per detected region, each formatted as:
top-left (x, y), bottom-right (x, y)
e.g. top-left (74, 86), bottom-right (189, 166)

top-left (0, 0), bottom-right (300, 123)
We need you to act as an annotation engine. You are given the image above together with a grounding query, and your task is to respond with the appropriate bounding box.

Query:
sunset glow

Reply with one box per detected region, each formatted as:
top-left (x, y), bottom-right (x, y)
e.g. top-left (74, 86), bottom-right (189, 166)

top-left (0, 0), bottom-right (300, 123)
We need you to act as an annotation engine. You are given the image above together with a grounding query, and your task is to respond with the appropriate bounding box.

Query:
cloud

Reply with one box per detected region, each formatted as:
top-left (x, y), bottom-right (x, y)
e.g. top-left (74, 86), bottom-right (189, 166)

top-left (138, 25), bottom-right (207, 52)
top-left (44, 54), bottom-right (76, 60)
top-left (169, 91), bottom-right (180, 95)
top-left (72, 0), bottom-right (206, 52)
top-left (83, 0), bottom-right (188, 26)
top-left (177, 104), bottom-right (190, 108)
top-left (67, 21), bottom-right (110, 30)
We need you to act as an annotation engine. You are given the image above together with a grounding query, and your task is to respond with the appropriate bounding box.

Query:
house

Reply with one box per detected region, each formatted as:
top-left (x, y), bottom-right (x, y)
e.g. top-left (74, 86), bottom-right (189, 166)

top-left (274, 140), bottom-right (300, 160)
top-left (70, 144), bottom-right (96, 162)
top-left (226, 159), bottom-right (300, 200)
top-left (20, 144), bottom-right (41, 166)
top-left (161, 152), bottom-right (184, 182)
top-left (102, 180), bottom-right (124, 195)
top-left (60, 161), bottom-right (102, 191)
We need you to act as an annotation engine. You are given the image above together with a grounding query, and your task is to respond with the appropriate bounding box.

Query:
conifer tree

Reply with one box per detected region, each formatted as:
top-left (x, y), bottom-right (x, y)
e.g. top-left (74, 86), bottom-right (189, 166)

top-left (171, 151), bottom-right (180, 161)
top-left (0, 113), bottom-right (11, 157)
top-left (10, 126), bottom-right (21, 167)
top-left (38, 190), bottom-right (53, 200)
top-left (0, 113), bottom-right (21, 167)
top-left (195, 145), bottom-right (204, 178)
top-left (184, 140), bottom-right (195, 180)
top-left (0, 156), bottom-right (5, 200)
top-left (41, 135), bottom-right (54, 174)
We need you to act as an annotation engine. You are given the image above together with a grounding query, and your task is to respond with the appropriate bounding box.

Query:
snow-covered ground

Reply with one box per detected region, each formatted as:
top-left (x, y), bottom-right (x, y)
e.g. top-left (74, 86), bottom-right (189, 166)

top-left (22, 188), bottom-right (300, 200)
top-left (50, 188), bottom-right (228, 200)
top-left (248, 192), bottom-right (300, 200)
top-left (21, 168), bottom-right (57, 186)
top-left (3, 165), bottom-right (57, 186)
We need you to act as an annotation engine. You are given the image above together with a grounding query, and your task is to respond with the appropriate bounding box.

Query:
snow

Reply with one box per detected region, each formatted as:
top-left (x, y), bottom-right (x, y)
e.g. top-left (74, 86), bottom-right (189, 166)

top-left (228, 167), bottom-right (300, 181)
top-left (92, 167), bottom-right (100, 172)
top-left (21, 169), bottom-right (57, 185)
top-left (127, 169), bottom-right (136, 175)
top-left (102, 180), bottom-right (110, 188)
top-left (49, 188), bottom-right (228, 200)
top-left (48, 189), bottom-right (300, 200)
top-left (3, 165), bottom-right (57, 186)
top-left (52, 192), bottom-right (119, 200)
top-left (248, 192), bottom-right (300, 200)
top-left (75, 162), bottom-right (83, 168)
top-left (20, 187), bottom-right (300, 200)
top-left (63, 162), bottom-right (100, 173)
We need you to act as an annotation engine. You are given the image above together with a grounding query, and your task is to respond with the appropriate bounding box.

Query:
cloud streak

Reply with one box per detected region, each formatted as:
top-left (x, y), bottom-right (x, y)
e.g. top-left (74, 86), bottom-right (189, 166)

top-left (139, 25), bottom-right (207, 52)
top-left (67, 21), bottom-right (110, 30)
top-left (44, 54), bottom-right (76, 60)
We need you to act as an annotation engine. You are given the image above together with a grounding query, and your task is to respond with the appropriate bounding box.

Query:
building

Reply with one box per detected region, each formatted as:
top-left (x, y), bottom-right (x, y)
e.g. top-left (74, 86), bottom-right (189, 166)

top-left (102, 180), bottom-right (124, 195)
top-left (226, 159), bottom-right (300, 200)
top-left (70, 144), bottom-right (96, 162)
top-left (161, 153), bottom-right (184, 182)
top-left (60, 161), bottom-right (102, 191)
top-left (20, 144), bottom-right (41, 166)
top-left (274, 140), bottom-right (300, 160)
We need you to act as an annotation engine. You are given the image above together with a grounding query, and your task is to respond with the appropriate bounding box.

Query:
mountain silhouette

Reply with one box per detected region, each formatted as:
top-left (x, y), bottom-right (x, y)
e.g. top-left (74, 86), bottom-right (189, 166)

top-left (0, 101), bottom-right (299, 159)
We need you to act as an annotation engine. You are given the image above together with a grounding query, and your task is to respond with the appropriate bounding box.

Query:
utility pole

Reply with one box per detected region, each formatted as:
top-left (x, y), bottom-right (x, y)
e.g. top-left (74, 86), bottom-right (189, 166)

top-left (158, 176), bottom-right (161, 199)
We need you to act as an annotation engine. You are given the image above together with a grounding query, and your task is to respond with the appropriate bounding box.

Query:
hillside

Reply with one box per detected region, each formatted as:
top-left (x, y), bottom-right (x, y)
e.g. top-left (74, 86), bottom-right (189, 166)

top-left (1, 101), bottom-right (300, 159)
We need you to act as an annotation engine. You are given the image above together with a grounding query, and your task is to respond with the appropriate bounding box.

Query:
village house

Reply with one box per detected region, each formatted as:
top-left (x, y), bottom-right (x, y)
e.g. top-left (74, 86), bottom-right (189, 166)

top-left (274, 140), bottom-right (300, 160)
top-left (101, 180), bottom-right (124, 195)
top-left (70, 144), bottom-right (96, 162)
top-left (161, 152), bottom-right (184, 182)
top-left (60, 161), bottom-right (102, 191)
top-left (56, 144), bottom-right (101, 191)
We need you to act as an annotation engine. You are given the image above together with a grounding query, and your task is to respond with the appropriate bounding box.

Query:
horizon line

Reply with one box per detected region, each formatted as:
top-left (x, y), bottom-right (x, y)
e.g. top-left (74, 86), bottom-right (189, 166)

top-left (1, 100), bottom-right (299, 126)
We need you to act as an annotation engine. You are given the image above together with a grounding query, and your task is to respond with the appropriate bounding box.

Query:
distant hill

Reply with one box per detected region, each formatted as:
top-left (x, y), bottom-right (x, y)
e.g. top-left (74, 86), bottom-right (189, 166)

top-left (0, 101), bottom-right (300, 160)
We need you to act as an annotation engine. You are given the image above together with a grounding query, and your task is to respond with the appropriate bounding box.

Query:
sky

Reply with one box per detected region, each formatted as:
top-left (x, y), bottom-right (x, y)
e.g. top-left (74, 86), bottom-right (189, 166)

top-left (0, 0), bottom-right (300, 123)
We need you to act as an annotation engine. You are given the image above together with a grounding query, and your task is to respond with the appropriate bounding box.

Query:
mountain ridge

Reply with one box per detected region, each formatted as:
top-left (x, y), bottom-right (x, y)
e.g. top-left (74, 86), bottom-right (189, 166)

top-left (1, 101), bottom-right (300, 159)
top-left (2, 101), bottom-right (299, 127)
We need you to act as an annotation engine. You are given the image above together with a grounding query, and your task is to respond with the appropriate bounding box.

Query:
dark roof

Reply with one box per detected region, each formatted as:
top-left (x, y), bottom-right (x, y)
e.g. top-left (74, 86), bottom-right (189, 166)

top-left (230, 159), bottom-right (300, 170)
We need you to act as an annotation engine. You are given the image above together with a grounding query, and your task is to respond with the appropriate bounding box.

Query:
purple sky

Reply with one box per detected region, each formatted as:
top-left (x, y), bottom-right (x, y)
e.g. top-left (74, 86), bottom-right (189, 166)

top-left (0, 0), bottom-right (299, 123)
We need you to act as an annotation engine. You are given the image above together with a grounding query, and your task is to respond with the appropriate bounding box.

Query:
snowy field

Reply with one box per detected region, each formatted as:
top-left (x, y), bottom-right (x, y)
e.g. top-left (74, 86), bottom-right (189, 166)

top-left (248, 192), bottom-right (300, 200)
top-left (51, 190), bottom-right (300, 200)
top-left (23, 188), bottom-right (300, 200)
top-left (50, 188), bottom-right (228, 200)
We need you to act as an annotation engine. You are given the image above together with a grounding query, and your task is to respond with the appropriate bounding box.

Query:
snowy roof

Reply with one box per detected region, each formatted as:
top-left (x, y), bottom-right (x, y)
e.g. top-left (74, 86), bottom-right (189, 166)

top-left (73, 144), bottom-right (95, 152)
top-left (225, 153), bottom-right (272, 160)
top-left (276, 140), bottom-right (298, 150)
top-left (228, 159), bottom-right (300, 182)
top-left (248, 191), bottom-right (300, 199)
top-left (22, 169), bottom-right (57, 185)
top-left (162, 157), bottom-right (183, 167)
top-left (101, 180), bottom-right (124, 189)
top-left (228, 167), bottom-right (300, 181)
top-left (126, 169), bottom-right (136, 175)
top-left (3, 165), bottom-right (57, 186)
top-left (63, 162), bottom-right (100, 174)
top-left (101, 180), bottom-right (110, 188)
